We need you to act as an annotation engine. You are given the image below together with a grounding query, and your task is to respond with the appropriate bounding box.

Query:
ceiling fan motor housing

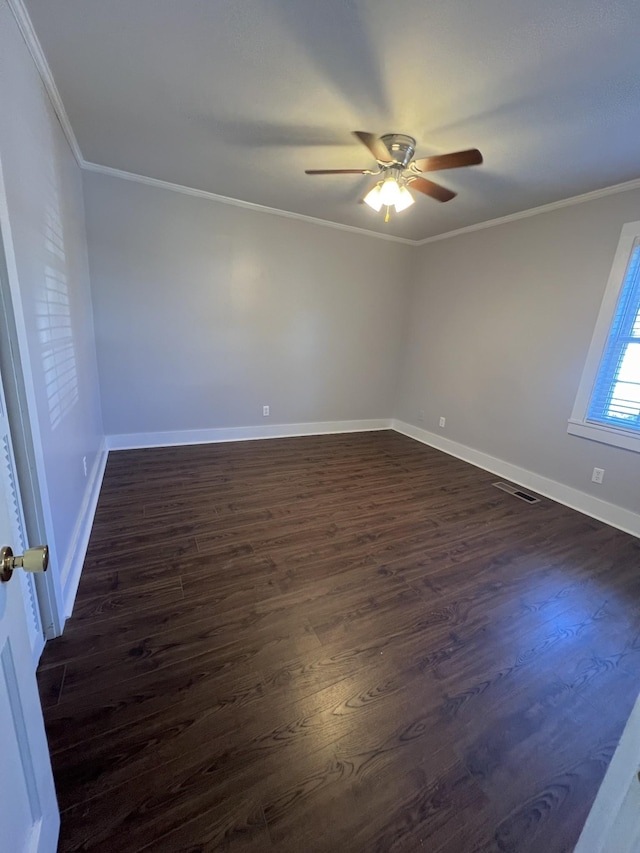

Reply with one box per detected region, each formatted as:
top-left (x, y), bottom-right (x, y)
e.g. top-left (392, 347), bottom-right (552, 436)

top-left (380, 134), bottom-right (416, 167)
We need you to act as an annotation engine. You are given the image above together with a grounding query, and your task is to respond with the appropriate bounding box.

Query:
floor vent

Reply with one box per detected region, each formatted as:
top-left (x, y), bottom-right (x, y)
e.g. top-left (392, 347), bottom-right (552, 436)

top-left (492, 482), bottom-right (541, 504)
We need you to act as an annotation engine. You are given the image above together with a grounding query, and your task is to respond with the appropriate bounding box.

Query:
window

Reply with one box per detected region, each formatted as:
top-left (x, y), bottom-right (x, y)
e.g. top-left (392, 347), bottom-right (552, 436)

top-left (588, 241), bottom-right (640, 428)
top-left (568, 221), bottom-right (640, 453)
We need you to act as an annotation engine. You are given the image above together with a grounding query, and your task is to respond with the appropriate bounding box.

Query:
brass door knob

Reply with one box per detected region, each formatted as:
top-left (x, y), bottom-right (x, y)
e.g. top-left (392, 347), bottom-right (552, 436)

top-left (0, 545), bottom-right (49, 583)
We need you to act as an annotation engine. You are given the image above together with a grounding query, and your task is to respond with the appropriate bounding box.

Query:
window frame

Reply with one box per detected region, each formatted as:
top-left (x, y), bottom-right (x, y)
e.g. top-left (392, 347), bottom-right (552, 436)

top-left (568, 220), bottom-right (640, 454)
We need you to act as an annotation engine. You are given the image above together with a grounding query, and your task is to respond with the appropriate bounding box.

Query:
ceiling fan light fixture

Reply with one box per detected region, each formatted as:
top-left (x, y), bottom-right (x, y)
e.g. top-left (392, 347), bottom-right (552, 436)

top-left (363, 184), bottom-right (384, 212)
top-left (394, 185), bottom-right (415, 212)
top-left (379, 174), bottom-right (402, 207)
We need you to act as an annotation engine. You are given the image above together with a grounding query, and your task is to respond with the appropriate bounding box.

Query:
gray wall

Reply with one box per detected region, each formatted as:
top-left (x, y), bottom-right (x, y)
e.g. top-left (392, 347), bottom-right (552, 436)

top-left (0, 0), bottom-right (103, 615)
top-left (83, 171), bottom-right (410, 435)
top-left (396, 190), bottom-right (640, 515)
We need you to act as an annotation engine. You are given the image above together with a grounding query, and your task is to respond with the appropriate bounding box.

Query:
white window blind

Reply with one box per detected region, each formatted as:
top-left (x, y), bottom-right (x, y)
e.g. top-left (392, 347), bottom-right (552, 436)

top-left (587, 239), bottom-right (640, 433)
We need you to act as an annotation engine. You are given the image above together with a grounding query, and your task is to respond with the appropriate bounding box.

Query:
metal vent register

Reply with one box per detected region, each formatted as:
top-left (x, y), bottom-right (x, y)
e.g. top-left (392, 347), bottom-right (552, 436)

top-left (492, 482), bottom-right (541, 504)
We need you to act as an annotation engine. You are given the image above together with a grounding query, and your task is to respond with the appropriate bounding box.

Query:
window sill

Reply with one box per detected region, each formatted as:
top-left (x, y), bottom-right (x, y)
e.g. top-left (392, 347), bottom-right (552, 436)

top-left (567, 418), bottom-right (640, 454)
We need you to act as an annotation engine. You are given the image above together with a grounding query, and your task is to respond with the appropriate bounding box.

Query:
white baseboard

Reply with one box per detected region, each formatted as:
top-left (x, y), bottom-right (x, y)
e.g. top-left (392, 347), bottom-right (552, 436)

top-left (107, 419), bottom-right (392, 450)
top-left (392, 419), bottom-right (640, 539)
top-left (61, 438), bottom-right (109, 619)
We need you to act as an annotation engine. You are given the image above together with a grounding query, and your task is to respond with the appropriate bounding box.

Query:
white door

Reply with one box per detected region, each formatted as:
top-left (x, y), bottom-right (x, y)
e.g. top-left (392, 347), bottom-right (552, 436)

top-left (0, 366), bottom-right (59, 851)
top-left (575, 691), bottom-right (640, 852)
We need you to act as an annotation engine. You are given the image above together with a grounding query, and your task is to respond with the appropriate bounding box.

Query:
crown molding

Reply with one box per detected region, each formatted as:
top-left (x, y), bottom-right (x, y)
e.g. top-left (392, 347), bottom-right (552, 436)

top-left (415, 177), bottom-right (640, 245)
top-left (84, 161), bottom-right (640, 248)
top-left (82, 161), bottom-right (417, 245)
top-left (7, 0), bottom-right (84, 166)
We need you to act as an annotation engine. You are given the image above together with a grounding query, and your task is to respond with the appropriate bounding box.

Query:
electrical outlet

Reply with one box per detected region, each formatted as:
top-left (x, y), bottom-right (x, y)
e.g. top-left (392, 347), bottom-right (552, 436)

top-left (82, 455), bottom-right (87, 477)
top-left (418, 410), bottom-right (425, 423)
top-left (263, 405), bottom-right (270, 417)
top-left (439, 417), bottom-right (446, 428)
top-left (592, 467), bottom-right (604, 484)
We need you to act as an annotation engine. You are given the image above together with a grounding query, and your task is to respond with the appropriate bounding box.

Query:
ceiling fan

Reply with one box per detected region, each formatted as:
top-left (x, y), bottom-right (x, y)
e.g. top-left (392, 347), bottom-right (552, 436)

top-left (305, 132), bottom-right (482, 220)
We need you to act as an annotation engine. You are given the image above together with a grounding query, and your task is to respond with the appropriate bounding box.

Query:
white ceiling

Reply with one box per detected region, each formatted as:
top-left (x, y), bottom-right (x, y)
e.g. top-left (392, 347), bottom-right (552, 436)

top-left (22, 0), bottom-right (640, 241)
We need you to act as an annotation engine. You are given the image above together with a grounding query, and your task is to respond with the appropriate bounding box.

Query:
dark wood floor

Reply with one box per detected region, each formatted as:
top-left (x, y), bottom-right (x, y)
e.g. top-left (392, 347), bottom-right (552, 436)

top-left (37, 430), bottom-right (640, 852)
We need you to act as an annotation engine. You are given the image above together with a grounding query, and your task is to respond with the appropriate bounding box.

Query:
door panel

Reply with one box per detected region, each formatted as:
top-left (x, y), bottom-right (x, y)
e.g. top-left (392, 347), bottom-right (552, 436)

top-left (1, 638), bottom-right (43, 852)
top-left (0, 363), bottom-right (59, 849)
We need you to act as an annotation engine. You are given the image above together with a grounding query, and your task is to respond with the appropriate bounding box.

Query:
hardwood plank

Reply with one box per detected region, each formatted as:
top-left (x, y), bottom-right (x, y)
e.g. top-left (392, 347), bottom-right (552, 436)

top-left (68, 576), bottom-right (184, 622)
top-left (44, 665), bottom-right (265, 755)
top-left (36, 662), bottom-right (66, 708)
top-left (58, 612), bottom-right (320, 703)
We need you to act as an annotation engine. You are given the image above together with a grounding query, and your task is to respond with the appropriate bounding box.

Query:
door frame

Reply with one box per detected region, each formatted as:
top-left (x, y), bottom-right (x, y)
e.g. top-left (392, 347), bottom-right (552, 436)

top-left (0, 142), bottom-right (64, 644)
top-left (575, 689), bottom-right (640, 851)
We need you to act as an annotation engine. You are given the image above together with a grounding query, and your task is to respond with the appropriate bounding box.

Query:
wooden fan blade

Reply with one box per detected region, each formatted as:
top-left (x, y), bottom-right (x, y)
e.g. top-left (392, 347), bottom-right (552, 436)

top-left (409, 177), bottom-right (457, 203)
top-left (305, 169), bottom-right (370, 175)
top-left (352, 131), bottom-right (393, 163)
top-left (413, 148), bottom-right (483, 172)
